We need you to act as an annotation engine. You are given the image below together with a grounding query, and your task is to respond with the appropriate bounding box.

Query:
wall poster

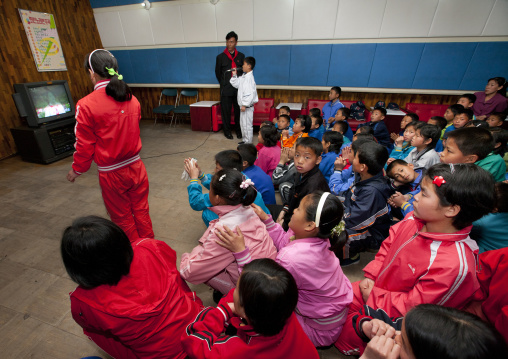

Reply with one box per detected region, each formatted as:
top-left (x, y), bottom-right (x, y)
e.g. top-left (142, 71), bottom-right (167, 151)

top-left (18, 9), bottom-right (67, 72)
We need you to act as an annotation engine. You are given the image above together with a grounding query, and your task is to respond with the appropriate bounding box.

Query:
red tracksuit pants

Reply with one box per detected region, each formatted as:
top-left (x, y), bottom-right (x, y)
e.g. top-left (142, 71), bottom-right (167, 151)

top-left (98, 160), bottom-right (154, 242)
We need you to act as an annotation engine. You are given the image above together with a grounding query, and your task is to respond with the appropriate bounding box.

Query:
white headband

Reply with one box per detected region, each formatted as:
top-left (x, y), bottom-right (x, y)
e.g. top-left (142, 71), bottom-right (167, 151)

top-left (315, 192), bottom-right (330, 227)
top-left (88, 49), bottom-right (114, 74)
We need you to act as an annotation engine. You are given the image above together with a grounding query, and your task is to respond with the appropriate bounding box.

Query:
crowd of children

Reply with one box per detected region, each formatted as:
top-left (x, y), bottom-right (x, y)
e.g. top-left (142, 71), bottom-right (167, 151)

top-left (64, 59), bottom-right (508, 359)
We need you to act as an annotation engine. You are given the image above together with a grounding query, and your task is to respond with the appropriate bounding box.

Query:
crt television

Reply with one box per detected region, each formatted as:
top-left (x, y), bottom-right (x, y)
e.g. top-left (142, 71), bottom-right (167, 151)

top-left (12, 80), bottom-right (75, 127)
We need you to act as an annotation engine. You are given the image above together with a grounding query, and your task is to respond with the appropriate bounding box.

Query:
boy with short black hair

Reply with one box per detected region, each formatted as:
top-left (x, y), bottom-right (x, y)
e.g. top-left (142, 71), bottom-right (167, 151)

top-left (487, 112), bottom-right (506, 128)
top-left (278, 137), bottom-right (329, 230)
top-left (237, 144), bottom-right (276, 205)
top-left (428, 116), bottom-right (447, 130)
top-left (282, 115), bottom-right (311, 148)
top-left (404, 124), bottom-right (441, 169)
top-left (457, 93), bottom-right (476, 109)
top-left (332, 120), bottom-right (352, 145)
top-left (442, 104), bottom-right (464, 136)
top-left (357, 107), bottom-right (391, 149)
top-left (309, 114), bottom-right (325, 141)
top-left (273, 105), bottom-right (295, 130)
top-left (386, 159), bottom-right (424, 218)
top-left (440, 127), bottom-right (506, 182)
top-left (342, 141), bottom-right (392, 265)
top-left (445, 108), bottom-right (474, 134)
top-left (231, 56), bottom-right (258, 144)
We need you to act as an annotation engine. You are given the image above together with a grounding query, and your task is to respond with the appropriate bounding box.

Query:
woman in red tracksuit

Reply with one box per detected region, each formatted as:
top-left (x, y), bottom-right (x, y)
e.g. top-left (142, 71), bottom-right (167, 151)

top-left (334, 163), bottom-right (496, 356)
top-left (66, 49), bottom-right (153, 242)
top-left (62, 216), bottom-right (203, 359)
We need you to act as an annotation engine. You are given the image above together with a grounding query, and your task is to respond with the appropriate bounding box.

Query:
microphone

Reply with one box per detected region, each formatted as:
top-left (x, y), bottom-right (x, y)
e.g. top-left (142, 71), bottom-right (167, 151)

top-left (225, 67), bottom-right (241, 72)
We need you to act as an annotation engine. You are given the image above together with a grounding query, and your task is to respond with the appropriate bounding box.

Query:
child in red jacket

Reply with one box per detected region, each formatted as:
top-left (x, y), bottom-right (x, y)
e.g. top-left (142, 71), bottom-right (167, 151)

top-left (61, 216), bottom-right (203, 359)
top-left (182, 259), bottom-right (319, 359)
top-left (335, 163), bottom-right (496, 356)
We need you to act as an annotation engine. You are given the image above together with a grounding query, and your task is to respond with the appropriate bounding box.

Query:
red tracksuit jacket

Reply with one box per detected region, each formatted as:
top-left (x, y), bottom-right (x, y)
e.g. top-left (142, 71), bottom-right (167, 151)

top-left (182, 289), bottom-right (319, 359)
top-left (72, 80), bottom-right (142, 174)
top-left (70, 238), bottom-right (203, 359)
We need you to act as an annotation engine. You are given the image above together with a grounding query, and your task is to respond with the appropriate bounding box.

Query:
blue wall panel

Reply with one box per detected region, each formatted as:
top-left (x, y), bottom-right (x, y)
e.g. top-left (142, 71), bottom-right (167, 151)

top-left (156, 48), bottom-right (189, 84)
top-left (110, 50), bottom-right (135, 84)
top-left (185, 47), bottom-right (222, 84)
top-left (327, 44), bottom-right (376, 87)
top-left (413, 43), bottom-right (477, 90)
top-left (459, 42), bottom-right (508, 90)
top-left (252, 45), bottom-right (291, 86)
top-left (289, 45), bottom-right (332, 86)
top-left (368, 43), bottom-right (424, 88)
top-left (129, 49), bottom-right (161, 83)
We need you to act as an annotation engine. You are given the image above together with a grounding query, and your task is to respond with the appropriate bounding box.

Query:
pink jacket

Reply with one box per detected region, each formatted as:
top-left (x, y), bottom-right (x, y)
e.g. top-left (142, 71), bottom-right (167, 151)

top-left (235, 217), bottom-right (353, 331)
top-left (255, 145), bottom-right (281, 177)
top-left (363, 212), bottom-right (480, 317)
top-left (180, 205), bottom-right (277, 290)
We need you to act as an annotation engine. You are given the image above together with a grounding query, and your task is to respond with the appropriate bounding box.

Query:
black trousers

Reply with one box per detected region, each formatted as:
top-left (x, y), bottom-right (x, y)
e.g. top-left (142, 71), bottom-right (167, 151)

top-left (220, 94), bottom-right (241, 137)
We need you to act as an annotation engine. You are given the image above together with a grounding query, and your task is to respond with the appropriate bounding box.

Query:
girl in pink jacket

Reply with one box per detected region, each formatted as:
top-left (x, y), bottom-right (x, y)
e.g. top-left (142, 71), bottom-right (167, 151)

top-left (180, 169), bottom-right (277, 295)
top-left (216, 191), bottom-right (353, 347)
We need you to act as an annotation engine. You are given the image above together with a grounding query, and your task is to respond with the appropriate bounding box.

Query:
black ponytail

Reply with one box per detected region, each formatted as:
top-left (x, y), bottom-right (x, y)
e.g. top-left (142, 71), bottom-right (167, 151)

top-left (211, 169), bottom-right (257, 206)
top-left (303, 192), bottom-right (347, 258)
top-left (84, 50), bottom-right (132, 102)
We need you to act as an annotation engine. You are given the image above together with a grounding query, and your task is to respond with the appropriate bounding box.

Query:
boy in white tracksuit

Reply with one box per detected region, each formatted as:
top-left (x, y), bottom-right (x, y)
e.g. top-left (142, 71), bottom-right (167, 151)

top-left (230, 57), bottom-right (258, 144)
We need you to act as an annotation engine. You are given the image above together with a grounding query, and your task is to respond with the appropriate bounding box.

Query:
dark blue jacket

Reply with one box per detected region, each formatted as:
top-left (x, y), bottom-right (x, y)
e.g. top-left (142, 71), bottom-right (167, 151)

top-left (244, 165), bottom-right (276, 205)
top-left (358, 121), bottom-right (392, 149)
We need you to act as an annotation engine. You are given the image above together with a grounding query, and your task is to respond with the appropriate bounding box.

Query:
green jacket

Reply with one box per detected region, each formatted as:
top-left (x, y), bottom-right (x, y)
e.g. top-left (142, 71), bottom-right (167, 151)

top-left (475, 152), bottom-right (506, 182)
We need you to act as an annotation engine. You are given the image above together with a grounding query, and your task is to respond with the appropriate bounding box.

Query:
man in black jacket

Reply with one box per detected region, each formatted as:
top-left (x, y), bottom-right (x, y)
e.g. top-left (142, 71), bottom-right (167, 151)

top-left (215, 31), bottom-right (245, 140)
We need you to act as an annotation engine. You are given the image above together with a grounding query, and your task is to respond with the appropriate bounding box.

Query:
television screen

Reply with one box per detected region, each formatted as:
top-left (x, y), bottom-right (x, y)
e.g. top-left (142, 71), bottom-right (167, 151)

top-left (29, 84), bottom-right (72, 119)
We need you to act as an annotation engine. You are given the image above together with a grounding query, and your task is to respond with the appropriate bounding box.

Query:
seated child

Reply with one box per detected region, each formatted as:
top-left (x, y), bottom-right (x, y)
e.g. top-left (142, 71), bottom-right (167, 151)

top-left (282, 115), bottom-right (311, 148)
top-left (335, 163), bottom-right (496, 356)
top-left (357, 107), bottom-right (391, 149)
top-left (332, 120), bottom-right (352, 145)
top-left (356, 124), bottom-right (374, 136)
top-left (309, 114), bottom-right (325, 141)
top-left (185, 150), bottom-right (270, 226)
top-left (386, 120), bottom-right (420, 165)
top-left (277, 113), bottom-right (293, 137)
top-left (61, 216), bottom-right (203, 359)
top-left (386, 159), bottom-right (424, 219)
top-left (279, 137), bottom-right (329, 230)
top-left (255, 124), bottom-right (281, 177)
top-left (272, 105), bottom-right (295, 129)
top-left (487, 112), bottom-right (506, 128)
top-left (428, 116), bottom-right (447, 152)
top-left (440, 127), bottom-right (506, 182)
top-left (342, 141), bottom-right (392, 265)
top-left (357, 304), bottom-right (507, 359)
top-left (216, 194), bottom-right (353, 347)
top-left (272, 145), bottom-right (296, 204)
top-left (449, 108), bottom-right (474, 133)
top-left (255, 121), bottom-right (275, 151)
top-left (403, 124), bottom-right (441, 169)
top-left (457, 92), bottom-right (476, 111)
top-left (238, 143), bottom-right (276, 205)
top-left (330, 108), bottom-right (354, 140)
top-left (390, 112), bottom-right (418, 141)
top-left (489, 127), bottom-right (508, 159)
top-left (471, 182), bottom-right (508, 253)
top-left (180, 169), bottom-right (277, 295)
top-left (319, 131), bottom-right (344, 182)
top-left (322, 86), bottom-right (345, 124)
top-left (441, 103), bottom-right (464, 136)
top-left (329, 137), bottom-right (374, 196)
top-left (181, 259), bottom-right (319, 359)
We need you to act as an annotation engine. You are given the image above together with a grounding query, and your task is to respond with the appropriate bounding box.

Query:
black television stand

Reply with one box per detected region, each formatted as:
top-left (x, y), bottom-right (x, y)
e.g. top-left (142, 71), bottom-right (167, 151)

top-left (10, 117), bottom-right (76, 164)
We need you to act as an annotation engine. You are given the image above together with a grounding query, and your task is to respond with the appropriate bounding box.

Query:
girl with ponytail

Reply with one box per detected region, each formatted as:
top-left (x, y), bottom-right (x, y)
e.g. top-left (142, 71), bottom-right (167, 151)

top-left (67, 49), bottom-right (153, 242)
top-left (180, 169), bottom-right (277, 296)
top-left (216, 191), bottom-right (353, 347)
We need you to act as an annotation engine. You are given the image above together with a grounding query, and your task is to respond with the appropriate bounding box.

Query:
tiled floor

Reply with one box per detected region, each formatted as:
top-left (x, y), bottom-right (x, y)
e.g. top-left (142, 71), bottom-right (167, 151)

top-left (0, 121), bottom-right (373, 358)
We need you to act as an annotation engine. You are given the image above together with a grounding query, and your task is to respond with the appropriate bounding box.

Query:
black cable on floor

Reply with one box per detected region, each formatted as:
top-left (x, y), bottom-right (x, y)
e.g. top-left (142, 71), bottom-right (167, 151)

top-left (140, 129), bottom-right (213, 159)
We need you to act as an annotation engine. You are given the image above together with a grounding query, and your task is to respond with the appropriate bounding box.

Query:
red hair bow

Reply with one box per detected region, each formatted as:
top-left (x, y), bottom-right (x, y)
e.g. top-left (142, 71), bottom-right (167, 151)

top-left (433, 176), bottom-right (446, 187)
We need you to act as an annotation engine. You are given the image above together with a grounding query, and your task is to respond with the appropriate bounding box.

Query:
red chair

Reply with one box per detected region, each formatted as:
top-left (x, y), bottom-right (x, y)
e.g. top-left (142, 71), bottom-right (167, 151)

top-left (211, 98), bottom-right (276, 132)
top-left (302, 99), bottom-right (371, 131)
top-left (403, 103), bottom-right (451, 122)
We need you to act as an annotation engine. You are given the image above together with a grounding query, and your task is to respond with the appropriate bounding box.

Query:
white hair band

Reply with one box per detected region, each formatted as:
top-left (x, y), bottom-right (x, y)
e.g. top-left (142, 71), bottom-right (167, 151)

top-left (88, 49), bottom-right (114, 74)
top-left (315, 192), bottom-right (330, 227)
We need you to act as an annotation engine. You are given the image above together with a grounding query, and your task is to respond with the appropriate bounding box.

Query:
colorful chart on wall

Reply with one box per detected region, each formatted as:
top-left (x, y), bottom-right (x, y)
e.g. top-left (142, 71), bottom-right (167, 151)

top-left (19, 9), bottom-right (67, 72)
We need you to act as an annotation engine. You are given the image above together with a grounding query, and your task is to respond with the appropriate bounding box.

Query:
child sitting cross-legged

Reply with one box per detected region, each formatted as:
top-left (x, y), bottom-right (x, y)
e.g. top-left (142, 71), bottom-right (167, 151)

top-left (403, 124), bottom-right (441, 169)
top-left (386, 159), bottom-right (424, 219)
top-left (282, 115), bottom-right (311, 148)
top-left (319, 131), bottom-right (344, 182)
top-left (182, 259), bottom-right (319, 359)
top-left (440, 127), bottom-right (506, 182)
top-left (180, 169), bottom-right (277, 297)
top-left (254, 123), bottom-right (281, 177)
top-left (342, 141), bottom-right (392, 265)
top-left (216, 193), bottom-right (353, 347)
top-left (334, 163), bottom-right (496, 356)
top-left (184, 150), bottom-right (270, 226)
top-left (238, 143), bottom-right (276, 205)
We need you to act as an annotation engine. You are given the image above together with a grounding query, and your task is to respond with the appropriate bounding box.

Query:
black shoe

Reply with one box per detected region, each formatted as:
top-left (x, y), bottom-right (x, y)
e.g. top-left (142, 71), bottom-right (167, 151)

top-left (213, 290), bottom-right (224, 304)
top-left (238, 141), bottom-right (245, 145)
top-left (236, 132), bottom-right (242, 139)
top-left (225, 134), bottom-right (233, 140)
